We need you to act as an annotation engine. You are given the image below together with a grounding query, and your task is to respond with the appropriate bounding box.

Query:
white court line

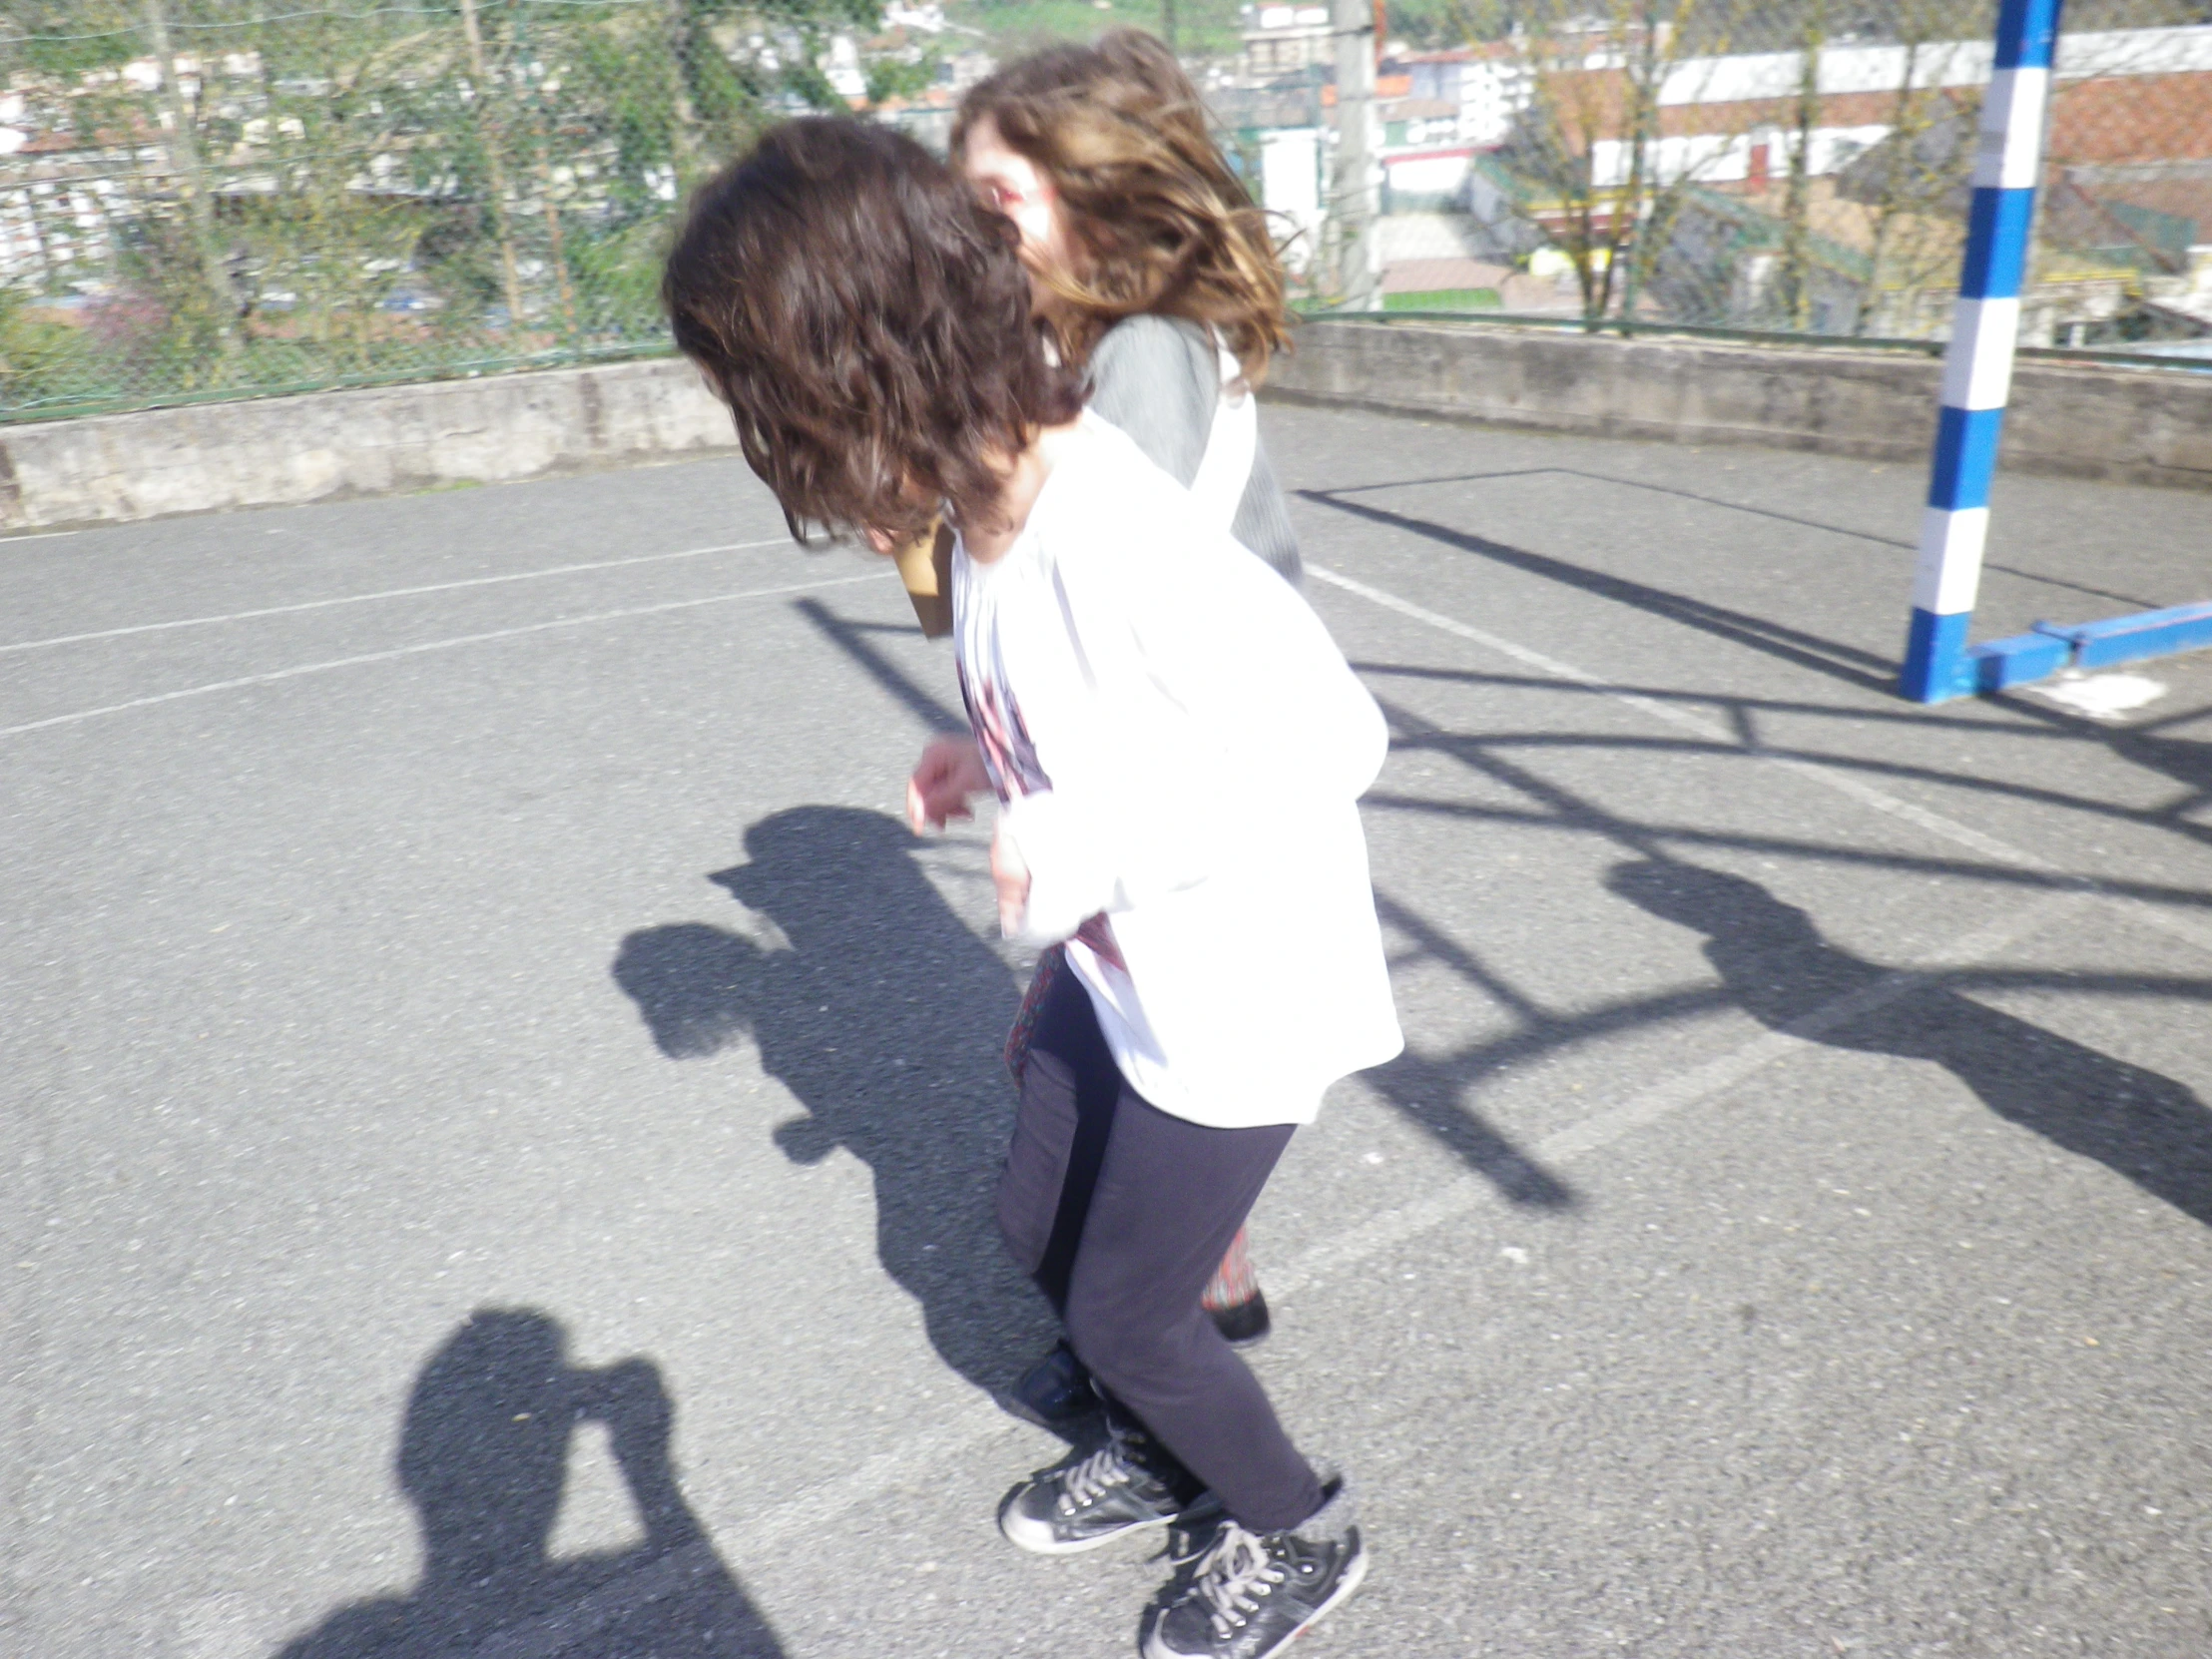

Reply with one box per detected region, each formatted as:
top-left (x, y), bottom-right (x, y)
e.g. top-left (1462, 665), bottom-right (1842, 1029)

top-left (0, 536), bottom-right (793, 655)
top-left (0, 570), bottom-right (891, 741)
top-left (480, 569), bottom-right (2203, 1630)
top-left (1308, 564), bottom-right (2212, 961)
top-left (1269, 884), bottom-right (2090, 1301)
top-left (683, 883), bottom-right (2096, 1604)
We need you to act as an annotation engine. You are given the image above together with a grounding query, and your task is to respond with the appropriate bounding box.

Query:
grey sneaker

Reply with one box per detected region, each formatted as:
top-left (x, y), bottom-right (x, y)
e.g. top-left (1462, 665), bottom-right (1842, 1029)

top-left (1142, 1480), bottom-right (1367, 1659)
top-left (999, 1431), bottom-right (1219, 1556)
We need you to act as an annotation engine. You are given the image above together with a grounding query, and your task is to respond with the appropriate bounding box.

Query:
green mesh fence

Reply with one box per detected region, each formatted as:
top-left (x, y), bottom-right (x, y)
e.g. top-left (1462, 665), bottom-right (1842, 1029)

top-left (3, 0), bottom-right (2208, 424)
top-left (0, 0), bottom-right (895, 421)
top-left (1280, 0), bottom-right (2212, 361)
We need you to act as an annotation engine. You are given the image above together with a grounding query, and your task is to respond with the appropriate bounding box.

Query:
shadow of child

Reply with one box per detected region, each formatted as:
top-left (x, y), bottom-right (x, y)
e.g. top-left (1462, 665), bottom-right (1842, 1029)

top-left (613, 806), bottom-right (1059, 1409)
top-left (276, 1308), bottom-right (780, 1658)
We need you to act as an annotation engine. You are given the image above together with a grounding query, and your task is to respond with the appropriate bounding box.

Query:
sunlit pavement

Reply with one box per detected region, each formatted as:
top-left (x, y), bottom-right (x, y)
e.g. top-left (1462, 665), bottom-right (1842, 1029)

top-left (6, 402), bottom-right (2209, 1658)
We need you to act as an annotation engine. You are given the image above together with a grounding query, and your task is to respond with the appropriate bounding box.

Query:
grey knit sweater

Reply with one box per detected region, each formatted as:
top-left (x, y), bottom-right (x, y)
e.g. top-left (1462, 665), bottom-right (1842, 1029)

top-left (1083, 314), bottom-right (1303, 584)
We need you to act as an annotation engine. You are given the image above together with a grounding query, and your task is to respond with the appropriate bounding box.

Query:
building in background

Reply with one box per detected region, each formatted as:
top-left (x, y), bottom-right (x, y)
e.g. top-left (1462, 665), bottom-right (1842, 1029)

top-left (1239, 5), bottom-right (1334, 80)
top-left (1219, 18), bottom-right (2212, 338)
top-left (7, 3), bottom-right (2210, 424)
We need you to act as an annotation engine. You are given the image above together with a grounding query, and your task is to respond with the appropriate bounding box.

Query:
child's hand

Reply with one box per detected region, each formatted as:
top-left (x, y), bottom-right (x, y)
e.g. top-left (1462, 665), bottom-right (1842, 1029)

top-left (907, 735), bottom-right (990, 832)
top-left (991, 823), bottom-right (1031, 935)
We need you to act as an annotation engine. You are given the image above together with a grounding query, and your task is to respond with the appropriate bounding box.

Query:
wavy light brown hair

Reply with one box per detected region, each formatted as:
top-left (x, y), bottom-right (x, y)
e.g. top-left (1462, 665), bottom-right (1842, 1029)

top-left (662, 118), bottom-right (1084, 544)
top-left (952, 30), bottom-right (1292, 382)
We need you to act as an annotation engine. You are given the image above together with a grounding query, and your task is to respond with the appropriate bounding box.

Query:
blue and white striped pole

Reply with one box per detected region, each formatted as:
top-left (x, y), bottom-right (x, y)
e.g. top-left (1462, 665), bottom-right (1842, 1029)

top-left (1899, 0), bottom-right (2064, 704)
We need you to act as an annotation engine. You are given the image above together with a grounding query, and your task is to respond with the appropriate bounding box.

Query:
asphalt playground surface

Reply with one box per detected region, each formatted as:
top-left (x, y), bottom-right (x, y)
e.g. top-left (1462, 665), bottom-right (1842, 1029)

top-left (5, 402), bottom-right (2211, 1659)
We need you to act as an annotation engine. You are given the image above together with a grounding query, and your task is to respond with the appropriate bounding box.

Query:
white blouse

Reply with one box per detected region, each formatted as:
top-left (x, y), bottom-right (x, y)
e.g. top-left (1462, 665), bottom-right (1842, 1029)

top-left (954, 413), bottom-right (1401, 1129)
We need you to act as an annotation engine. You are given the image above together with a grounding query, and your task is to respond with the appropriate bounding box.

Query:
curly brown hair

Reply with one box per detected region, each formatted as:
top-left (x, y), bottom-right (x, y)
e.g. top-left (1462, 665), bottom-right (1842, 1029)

top-left (952, 30), bottom-right (1292, 383)
top-left (662, 118), bottom-right (1085, 544)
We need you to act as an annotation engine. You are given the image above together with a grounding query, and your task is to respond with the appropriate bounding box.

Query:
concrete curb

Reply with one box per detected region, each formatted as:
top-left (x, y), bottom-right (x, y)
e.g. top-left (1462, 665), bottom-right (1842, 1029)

top-left (1265, 319), bottom-right (2212, 493)
top-left (0, 355), bottom-right (738, 534)
top-left (3, 322), bottom-right (2207, 534)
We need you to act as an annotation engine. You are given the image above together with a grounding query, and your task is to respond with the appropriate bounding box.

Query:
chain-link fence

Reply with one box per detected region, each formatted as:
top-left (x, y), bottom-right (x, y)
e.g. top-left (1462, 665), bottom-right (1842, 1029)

top-left (0, 0), bottom-right (951, 421)
top-left (4, 1), bottom-right (2207, 425)
top-left (1268, 0), bottom-right (2212, 362)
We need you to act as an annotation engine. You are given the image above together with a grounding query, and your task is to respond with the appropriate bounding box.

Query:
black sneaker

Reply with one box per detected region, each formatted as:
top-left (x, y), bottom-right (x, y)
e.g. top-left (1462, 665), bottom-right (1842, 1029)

top-left (1004, 1341), bottom-right (1102, 1433)
top-left (999, 1428), bottom-right (1220, 1556)
top-left (1209, 1292), bottom-right (1272, 1349)
top-left (1142, 1481), bottom-right (1367, 1659)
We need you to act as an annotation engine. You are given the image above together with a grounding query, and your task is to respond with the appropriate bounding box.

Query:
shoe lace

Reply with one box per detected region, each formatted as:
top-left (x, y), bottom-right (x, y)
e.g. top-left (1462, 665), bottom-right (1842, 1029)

top-left (1191, 1521), bottom-right (1286, 1636)
top-left (1059, 1444), bottom-right (1135, 1511)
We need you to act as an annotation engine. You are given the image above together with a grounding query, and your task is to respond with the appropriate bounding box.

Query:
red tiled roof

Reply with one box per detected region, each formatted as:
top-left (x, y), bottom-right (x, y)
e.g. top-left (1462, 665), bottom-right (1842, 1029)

top-left (1322, 74), bottom-right (1412, 107)
top-left (1516, 65), bottom-right (2212, 167)
top-left (2049, 73), bottom-right (2212, 165)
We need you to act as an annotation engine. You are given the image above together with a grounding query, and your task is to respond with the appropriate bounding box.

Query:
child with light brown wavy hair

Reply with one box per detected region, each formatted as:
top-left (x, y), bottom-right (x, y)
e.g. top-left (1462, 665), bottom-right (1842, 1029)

top-left (952, 30), bottom-right (1302, 584)
top-left (945, 29), bottom-right (1300, 1434)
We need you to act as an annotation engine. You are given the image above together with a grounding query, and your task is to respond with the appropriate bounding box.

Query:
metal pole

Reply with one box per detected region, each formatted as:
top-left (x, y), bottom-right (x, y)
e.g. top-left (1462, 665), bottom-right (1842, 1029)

top-left (1331, 0), bottom-right (1377, 309)
top-left (1899, 0), bottom-right (2062, 703)
top-left (458, 0), bottom-right (528, 334)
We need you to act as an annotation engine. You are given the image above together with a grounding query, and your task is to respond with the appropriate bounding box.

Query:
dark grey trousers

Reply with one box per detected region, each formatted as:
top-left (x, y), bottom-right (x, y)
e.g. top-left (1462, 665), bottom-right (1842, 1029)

top-left (996, 968), bottom-right (1323, 1533)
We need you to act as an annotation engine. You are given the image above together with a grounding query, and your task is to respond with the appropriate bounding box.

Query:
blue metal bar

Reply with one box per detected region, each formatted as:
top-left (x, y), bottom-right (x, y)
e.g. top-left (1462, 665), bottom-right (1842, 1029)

top-left (1967, 632), bottom-right (2072, 693)
top-left (1899, 0), bottom-right (2063, 704)
top-left (2034, 602), bottom-right (2212, 670)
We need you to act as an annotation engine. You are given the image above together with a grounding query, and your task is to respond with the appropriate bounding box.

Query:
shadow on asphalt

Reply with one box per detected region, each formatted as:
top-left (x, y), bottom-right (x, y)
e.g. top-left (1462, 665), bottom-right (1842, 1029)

top-left (1307, 465), bottom-right (2170, 612)
top-left (1298, 487), bottom-right (1900, 692)
top-left (612, 806), bottom-right (1059, 1412)
top-left (781, 602), bottom-right (1583, 1214)
top-left (1609, 859), bottom-right (2212, 1230)
top-left (1360, 679), bottom-right (2212, 1229)
top-left (1310, 485), bottom-right (2212, 862)
top-left (276, 1309), bottom-right (780, 1658)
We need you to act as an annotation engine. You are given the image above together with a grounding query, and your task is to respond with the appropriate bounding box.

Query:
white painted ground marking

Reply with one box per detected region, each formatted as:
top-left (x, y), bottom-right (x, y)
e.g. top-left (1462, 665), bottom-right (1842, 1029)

top-left (478, 1400), bottom-right (1086, 1655)
top-left (723, 1408), bottom-right (1021, 1559)
top-left (620, 577), bottom-right (2209, 1588)
top-left (2026, 672), bottom-right (2169, 722)
top-left (1307, 564), bottom-right (2212, 961)
top-left (0, 536), bottom-right (793, 655)
top-left (670, 885), bottom-right (2096, 1590)
top-left (0, 529), bottom-right (80, 545)
top-left (1266, 886), bottom-right (2090, 1302)
top-left (1309, 565), bottom-right (2053, 872)
top-left (0, 570), bottom-right (892, 741)
top-left (141, 564), bottom-right (2196, 1646)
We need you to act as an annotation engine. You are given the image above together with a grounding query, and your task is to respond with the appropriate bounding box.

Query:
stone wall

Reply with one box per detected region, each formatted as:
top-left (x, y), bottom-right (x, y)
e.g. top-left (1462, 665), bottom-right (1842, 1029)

top-left (5, 321), bottom-right (2206, 533)
top-left (0, 356), bottom-right (735, 533)
top-left (1266, 320), bottom-right (2212, 492)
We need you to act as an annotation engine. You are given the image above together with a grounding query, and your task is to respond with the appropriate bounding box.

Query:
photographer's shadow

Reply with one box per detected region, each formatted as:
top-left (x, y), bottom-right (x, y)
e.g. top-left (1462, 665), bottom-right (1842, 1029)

top-left (613, 806), bottom-right (1055, 1406)
top-left (277, 1308), bottom-right (779, 1658)
top-left (1608, 859), bottom-right (2212, 1229)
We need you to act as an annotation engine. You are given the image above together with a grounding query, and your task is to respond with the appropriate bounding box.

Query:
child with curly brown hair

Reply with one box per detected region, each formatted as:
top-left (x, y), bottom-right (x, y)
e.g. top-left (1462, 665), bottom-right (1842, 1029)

top-left (664, 116), bottom-right (1397, 1659)
top-left (950, 32), bottom-right (1304, 1429)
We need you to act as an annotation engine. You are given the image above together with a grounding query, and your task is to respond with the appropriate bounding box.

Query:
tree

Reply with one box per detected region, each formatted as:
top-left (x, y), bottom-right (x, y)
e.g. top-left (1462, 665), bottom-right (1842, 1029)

top-left (1451, 0), bottom-right (1760, 329)
top-left (0, 0), bottom-right (893, 411)
top-left (1770, 0), bottom-right (1823, 330)
top-left (1833, 0), bottom-right (1985, 337)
